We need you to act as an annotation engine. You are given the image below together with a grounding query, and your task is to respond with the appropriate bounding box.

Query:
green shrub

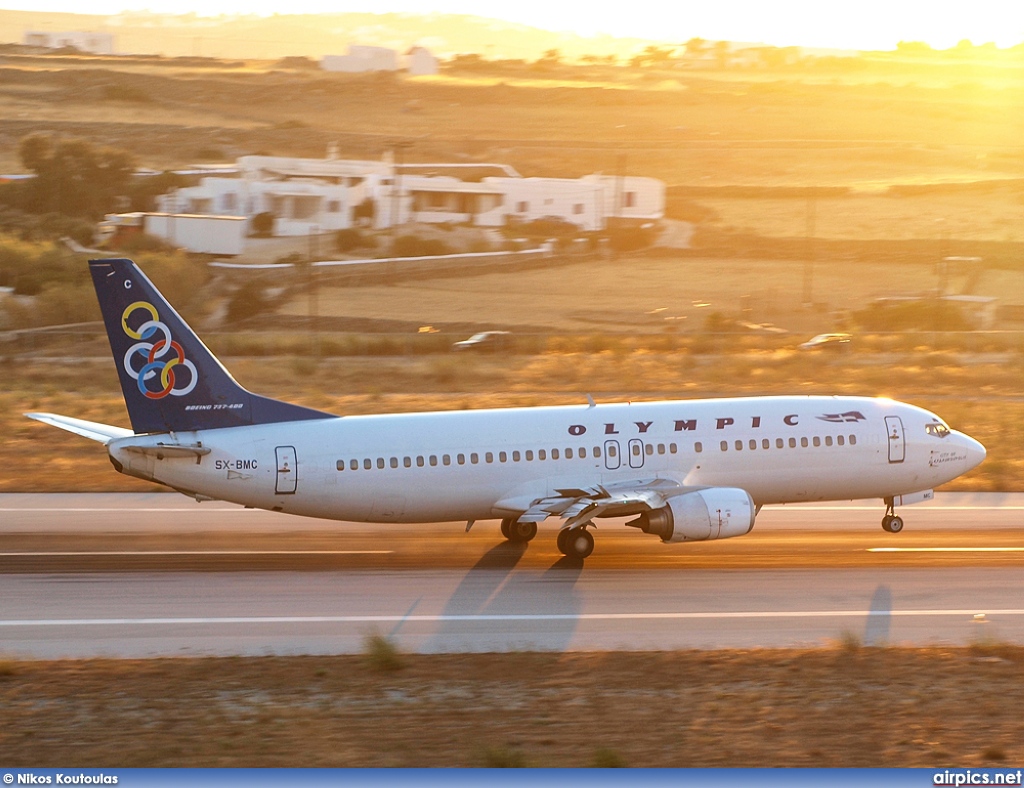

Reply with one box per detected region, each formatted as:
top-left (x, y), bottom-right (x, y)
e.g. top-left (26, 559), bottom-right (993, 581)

top-left (226, 280), bottom-right (274, 323)
top-left (362, 633), bottom-right (404, 672)
top-left (478, 745), bottom-right (527, 767)
top-left (251, 212), bottom-right (275, 237)
top-left (392, 234), bottom-right (452, 257)
top-left (335, 228), bottom-right (366, 253)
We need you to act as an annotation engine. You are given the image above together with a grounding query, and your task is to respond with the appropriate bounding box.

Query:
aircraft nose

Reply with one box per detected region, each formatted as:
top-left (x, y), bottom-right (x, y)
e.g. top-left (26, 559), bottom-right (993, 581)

top-left (961, 434), bottom-right (987, 471)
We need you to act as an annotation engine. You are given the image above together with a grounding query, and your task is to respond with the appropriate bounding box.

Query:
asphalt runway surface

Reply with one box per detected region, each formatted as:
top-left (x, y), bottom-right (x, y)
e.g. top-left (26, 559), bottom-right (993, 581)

top-left (1, 492), bottom-right (1022, 658)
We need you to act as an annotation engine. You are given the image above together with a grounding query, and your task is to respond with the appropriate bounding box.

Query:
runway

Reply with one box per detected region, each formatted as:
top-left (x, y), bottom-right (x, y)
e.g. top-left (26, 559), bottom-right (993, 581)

top-left (1, 492), bottom-right (1022, 658)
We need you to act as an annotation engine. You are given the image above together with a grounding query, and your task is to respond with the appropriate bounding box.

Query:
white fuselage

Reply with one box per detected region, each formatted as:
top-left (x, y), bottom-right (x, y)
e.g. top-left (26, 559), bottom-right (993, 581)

top-left (107, 395), bottom-right (985, 524)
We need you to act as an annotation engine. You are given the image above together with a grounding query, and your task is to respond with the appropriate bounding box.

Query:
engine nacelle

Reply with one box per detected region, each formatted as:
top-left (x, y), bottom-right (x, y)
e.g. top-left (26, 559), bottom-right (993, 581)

top-left (627, 488), bottom-right (755, 543)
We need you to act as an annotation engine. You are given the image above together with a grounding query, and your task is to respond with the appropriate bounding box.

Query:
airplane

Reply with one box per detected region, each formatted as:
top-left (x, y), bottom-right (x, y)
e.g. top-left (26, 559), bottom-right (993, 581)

top-left (26, 258), bottom-right (987, 560)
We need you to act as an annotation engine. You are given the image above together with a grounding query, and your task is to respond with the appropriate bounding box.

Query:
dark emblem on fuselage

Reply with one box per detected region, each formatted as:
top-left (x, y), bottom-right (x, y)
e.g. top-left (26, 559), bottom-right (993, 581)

top-left (817, 411), bottom-right (866, 424)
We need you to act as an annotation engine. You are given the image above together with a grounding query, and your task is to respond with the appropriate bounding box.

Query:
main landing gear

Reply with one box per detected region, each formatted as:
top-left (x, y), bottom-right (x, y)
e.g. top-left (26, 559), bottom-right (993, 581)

top-left (556, 526), bottom-right (594, 560)
top-left (499, 518), bottom-right (595, 560)
top-left (500, 517), bottom-right (537, 543)
top-left (881, 498), bottom-right (904, 533)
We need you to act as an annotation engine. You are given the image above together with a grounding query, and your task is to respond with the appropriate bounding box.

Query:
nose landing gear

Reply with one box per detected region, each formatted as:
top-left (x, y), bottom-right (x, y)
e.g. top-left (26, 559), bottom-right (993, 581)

top-left (881, 499), bottom-right (904, 533)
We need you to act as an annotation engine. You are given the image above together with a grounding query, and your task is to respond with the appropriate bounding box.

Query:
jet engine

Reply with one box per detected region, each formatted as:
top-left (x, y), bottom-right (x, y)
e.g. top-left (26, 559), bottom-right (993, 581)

top-left (626, 488), bottom-right (755, 543)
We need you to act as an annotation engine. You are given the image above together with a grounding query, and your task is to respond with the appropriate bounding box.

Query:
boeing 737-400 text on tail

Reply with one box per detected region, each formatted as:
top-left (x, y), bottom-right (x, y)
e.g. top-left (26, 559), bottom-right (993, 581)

top-left (26, 259), bottom-right (986, 560)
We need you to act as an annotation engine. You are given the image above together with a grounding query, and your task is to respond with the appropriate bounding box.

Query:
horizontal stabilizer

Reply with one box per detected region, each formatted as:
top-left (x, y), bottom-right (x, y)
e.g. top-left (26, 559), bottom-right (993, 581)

top-left (25, 413), bottom-right (133, 444)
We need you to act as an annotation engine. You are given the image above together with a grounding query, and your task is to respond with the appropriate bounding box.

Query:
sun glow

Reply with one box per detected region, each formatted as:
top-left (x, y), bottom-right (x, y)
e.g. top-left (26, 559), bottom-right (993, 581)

top-left (6, 0), bottom-right (1024, 51)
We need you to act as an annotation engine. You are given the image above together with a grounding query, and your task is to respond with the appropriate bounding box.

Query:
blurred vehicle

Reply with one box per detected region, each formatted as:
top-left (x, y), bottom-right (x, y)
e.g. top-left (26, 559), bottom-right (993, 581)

top-left (452, 330), bottom-right (512, 352)
top-left (799, 332), bottom-right (852, 351)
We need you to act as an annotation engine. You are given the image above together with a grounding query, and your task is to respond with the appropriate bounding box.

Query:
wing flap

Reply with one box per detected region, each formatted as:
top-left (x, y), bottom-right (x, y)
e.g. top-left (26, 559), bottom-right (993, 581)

top-left (514, 477), bottom-right (689, 526)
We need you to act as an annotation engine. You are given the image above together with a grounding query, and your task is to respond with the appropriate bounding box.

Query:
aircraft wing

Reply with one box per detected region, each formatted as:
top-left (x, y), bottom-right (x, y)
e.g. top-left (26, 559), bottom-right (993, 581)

top-left (25, 412), bottom-right (134, 444)
top-left (516, 477), bottom-right (688, 529)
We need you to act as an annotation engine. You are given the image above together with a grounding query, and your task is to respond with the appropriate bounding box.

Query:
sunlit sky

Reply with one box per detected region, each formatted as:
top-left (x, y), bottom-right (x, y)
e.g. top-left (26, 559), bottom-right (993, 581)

top-left (5, 0), bottom-right (1024, 50)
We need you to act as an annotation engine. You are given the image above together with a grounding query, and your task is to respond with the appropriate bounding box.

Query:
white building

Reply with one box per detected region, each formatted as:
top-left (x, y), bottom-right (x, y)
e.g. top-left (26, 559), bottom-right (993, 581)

top-left (321, 46), bottom-right (399, 73)
top-left (406, 46), bottom-right (439, 76)
top-left (321, 45), bottom-right (439, 75)
top-left (23, 31), bottom-right (115, 55)
top-left (155, 152), bottom-right (665, 238)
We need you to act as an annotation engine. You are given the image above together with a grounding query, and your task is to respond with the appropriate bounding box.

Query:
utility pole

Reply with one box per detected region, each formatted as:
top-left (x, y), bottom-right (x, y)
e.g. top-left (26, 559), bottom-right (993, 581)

top-left (803, 195), bottom-right (816, 308)
top-left (389, 140), bottom-right (413, 229)
top-left (308, 225), bottom-right (320, 359)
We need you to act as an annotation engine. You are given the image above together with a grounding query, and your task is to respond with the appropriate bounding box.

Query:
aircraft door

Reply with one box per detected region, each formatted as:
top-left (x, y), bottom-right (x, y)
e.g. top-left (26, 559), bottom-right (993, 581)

top-left (604, 440), bottom-right (621, 470)
top-left (884, 416), bottom-right (905, 464)
top-left (628, 439), bottom-right (645, 469)
top-left (275, 445), bottom-right (298, 494)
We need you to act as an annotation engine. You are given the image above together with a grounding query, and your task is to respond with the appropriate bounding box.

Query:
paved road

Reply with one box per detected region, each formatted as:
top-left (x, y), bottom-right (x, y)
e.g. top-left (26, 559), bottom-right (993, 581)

top-left (1, 493), bottom-right (1022, 658)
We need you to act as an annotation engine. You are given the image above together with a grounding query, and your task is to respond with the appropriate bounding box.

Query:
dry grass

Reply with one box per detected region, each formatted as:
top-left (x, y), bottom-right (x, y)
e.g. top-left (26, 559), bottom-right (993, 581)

top-left (280, 255), bottom-right (1024, 333)
top-left (1, 648), bottom-right (1022, 767)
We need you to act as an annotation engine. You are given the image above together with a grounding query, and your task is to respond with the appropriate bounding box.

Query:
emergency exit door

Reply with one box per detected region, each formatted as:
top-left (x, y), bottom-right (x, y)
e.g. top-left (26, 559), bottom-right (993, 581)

top-left (275, 445), bottom-right (298, 494)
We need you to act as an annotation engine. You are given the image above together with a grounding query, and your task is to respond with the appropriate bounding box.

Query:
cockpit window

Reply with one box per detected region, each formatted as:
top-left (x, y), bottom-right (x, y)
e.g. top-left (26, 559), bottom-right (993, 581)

top-left (925, 422), bottom-right (950, 438)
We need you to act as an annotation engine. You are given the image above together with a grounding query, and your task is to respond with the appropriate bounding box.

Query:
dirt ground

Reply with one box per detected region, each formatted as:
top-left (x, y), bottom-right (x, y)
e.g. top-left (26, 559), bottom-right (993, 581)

top-left (1, 647), bottom-right (1022, 767)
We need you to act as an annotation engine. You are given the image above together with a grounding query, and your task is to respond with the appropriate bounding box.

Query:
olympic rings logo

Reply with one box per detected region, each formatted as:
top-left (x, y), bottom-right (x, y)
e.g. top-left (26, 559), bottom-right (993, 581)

top-left (121, 301), bottom-right (198, 400)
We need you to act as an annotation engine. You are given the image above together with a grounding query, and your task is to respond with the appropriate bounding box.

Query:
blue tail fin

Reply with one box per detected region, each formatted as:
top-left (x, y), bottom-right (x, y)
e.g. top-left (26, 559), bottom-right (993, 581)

top-left (90, 258), bottom-right (333, 434)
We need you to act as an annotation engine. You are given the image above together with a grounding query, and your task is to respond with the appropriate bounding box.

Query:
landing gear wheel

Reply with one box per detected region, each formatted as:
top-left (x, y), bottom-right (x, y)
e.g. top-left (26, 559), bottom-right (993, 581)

top-left (881, 514), bottom-right (904, 533)
top-left (500, 518), bottom-right (512, 539)
top-left (506, 520), bottom-right (537, 543)
top-left (559, 528), bottom-right (594, 560)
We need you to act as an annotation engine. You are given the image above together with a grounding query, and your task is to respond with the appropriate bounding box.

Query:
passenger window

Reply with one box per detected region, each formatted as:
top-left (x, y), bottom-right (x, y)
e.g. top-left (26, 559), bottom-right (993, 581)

top-left (429, 455), bottom-right (438, 466)
top-left (670, 443), bottom-right (677, 454)
top-left (390, 457), bottom-right (398, 469)
top-left (695, 442), bottom-right (703, 453)
top-left (800, 438), bottom-right (809, 448)
top-left (721, 441), bottom-right (728, 451)
top-left (485, 452), bottom-right (493, 463)
top-left (762, 439), bottom-right (770, 450)
top-left (776, 438), bottom-right (783, 449)
top-left (456, 454), bottom-right (464, 465)
top-left (444, 454), bottom-right (453, 466)
top-left (471, 453), bottom-right (479, 464)
top-left (850, 435), bottom-right (857, 445)
top-left (789, 438), bottom-right (796, 448)
top-left (812, 437), bottom-right (821, 448)
top-left (825, 436), bottom-right (833, 447)
top-left (499, 451), bottom-right (507, 463)
top-left (657, 444), bottom-right (665, 455)
top-left (552, 449), bottom-right (560, 460)
top-left (566, 448), bottom-right (574, 459)
top-left (364, 458), bottom-right (372, 470)
top-left (377, 458), bottom-right (385, 469)
top-left (633, 444), bottom-right (642, 456)
top-left (645, 444), bottom-right (654, 456)
top-left (350, 459), bottom-right (358, 470)
top-left (579, 447), bottom-right (587, 459)
top-left (606, 445), bottom-right (615, 458)
top-left (594, 447), bottom-right (602, 458)
top-left (735, 440), bottom-right (743, 451)
top-left (403, 457), bottom-right (411, 468)
top-left (837, 436), bottom-right (845, 447)
top-left (417, 456), bottom-right (424, 467)
top-left (539, 449), bottom-right (547, 460)
top-left (526, 450), bottom-right (534, 461)
top-left (749, 440), bottom-right (757, 450)
top-left (336, 460), bottom-right (345, 471)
